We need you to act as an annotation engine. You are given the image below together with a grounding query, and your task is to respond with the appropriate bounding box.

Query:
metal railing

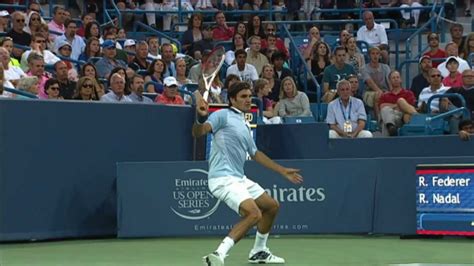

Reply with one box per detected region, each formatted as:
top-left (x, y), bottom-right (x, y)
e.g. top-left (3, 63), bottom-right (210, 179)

top-left (104, 0), bottom-right (284, 29)
top-left (280, 24), bottom-right (323, 120)
top-left (400, 2), bottom-right (443, 88)
top-left (132, 21), bottom-right (181, 51)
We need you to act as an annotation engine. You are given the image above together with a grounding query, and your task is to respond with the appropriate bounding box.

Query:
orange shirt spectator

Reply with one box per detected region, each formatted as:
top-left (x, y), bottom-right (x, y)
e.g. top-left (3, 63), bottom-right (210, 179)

top-left (155, 76), bottom-right (185, 105)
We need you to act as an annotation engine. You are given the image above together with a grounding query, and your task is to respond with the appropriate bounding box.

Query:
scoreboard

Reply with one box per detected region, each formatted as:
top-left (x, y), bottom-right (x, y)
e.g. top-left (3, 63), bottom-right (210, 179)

top-left (416, 164), bottom-right (474, 236)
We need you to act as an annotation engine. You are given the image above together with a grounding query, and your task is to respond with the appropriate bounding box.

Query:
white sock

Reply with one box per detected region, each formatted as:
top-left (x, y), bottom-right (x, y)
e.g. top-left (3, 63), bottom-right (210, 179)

top-left (252, 231), bottom-right (269, 252)
top-left (215, 236), bottom-right (234, 259)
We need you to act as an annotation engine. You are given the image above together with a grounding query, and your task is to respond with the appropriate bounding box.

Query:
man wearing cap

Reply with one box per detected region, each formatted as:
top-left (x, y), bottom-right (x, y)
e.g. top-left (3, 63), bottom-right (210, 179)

top-left (437, 42), bottom-right (470, 78)
top-left (95, 40), bottom-right (128, 79)
top-left (56, 40), bottom-right (72, 58)
top-left (410, 55), bottom-right (432, 99)
top-left (100, 73), bottom-right (132, 103)
top-left (20, 33), bottom-right (60, 71)
top-left (129, 41), bottom-right (150, 72)
top-left (441, 69), bottom-right (474, 117)
top-left (123, 39), bottom-right (136, 64)
top-left (442, 56), bottom-right (463, 87)
top-left (0, 10), bottom-right (9, 33)
top-left (53, 19), bottom-right (85, 61)
top-left (55, 40), bottom-right (81, 81)
top-left (155, 76), bottom-right (185, 105)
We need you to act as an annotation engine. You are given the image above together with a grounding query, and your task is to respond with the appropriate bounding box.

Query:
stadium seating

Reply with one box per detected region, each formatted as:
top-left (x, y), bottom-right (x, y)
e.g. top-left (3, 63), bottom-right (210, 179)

top-left (310, 103), bottom-right (328, 122)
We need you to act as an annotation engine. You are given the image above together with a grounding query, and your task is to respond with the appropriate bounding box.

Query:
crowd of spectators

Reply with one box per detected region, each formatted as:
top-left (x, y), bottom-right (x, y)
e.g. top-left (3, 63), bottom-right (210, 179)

top-left (0, 0), bottom-right (472, 139)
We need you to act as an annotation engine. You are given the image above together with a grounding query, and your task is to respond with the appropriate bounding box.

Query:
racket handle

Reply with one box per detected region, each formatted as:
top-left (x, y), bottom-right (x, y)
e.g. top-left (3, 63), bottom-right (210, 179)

top-left (203, 91), bottom-right (209, 102)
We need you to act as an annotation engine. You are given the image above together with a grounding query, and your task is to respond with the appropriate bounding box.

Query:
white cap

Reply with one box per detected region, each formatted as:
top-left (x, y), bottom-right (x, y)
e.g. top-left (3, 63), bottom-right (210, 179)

top-left (124, 39), bottom-right (136, 47)
top-left (164, 76), bottom-right (178, 87)
top-left (0, 10), bottom-right (9, 17)
top-left (446, 56), bottom-right (459, 65)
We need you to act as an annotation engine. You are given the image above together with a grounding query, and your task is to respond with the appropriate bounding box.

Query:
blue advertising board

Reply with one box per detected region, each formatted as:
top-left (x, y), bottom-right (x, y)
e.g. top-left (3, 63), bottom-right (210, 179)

top-left (116, 159), bottom-right (376, 237)
top-left (416, 164), bottom-right (474, 236)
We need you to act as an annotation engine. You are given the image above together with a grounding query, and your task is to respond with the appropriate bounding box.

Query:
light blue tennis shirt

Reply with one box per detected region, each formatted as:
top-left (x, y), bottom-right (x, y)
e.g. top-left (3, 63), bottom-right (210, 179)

top-left (206, 107), bottom-right (258, 179)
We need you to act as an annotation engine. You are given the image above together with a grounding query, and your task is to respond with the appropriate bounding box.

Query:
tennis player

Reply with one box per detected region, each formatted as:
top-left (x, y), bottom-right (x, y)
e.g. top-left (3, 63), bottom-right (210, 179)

top-left (192, 81), bottom-right (304, 265)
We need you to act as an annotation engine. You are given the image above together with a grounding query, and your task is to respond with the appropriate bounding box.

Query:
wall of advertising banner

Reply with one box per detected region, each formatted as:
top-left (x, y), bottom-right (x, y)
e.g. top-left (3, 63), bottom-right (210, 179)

top-left (117, 157), bottom-right (474, 237)
top-left (117, 160), bottom-right (376, 237)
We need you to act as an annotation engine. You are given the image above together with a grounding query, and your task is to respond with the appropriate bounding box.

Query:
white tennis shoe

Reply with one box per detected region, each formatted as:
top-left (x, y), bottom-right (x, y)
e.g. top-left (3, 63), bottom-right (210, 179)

top-left (202, 251), bottom-right (225, 266)
top-left (248, 248), bottom-right (285, 264)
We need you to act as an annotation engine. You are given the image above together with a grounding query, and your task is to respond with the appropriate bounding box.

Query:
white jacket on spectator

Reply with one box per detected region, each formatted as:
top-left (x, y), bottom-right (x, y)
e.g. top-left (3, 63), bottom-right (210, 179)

top-left (20, 50), bottom-right (60, 71)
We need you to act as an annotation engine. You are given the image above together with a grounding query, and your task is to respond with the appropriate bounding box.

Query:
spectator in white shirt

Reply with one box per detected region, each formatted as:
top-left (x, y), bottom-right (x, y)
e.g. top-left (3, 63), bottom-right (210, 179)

top-left (20, 33), bottom-right (60, 71)
top-left (226, 49), bottom-right (259, 84)
top-left (357, 11), bottom-right (389, 64)
top-left (0, 47), bottom-right (25, 87)
top-left (437, 42), bottom-right (470, 78)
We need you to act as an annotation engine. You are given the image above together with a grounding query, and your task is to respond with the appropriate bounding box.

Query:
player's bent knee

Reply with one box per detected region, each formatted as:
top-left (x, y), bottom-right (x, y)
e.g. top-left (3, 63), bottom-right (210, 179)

top-left (245, 209), bottom-right (262, 224)
top-left (270, 198), bottom-right (280, 212)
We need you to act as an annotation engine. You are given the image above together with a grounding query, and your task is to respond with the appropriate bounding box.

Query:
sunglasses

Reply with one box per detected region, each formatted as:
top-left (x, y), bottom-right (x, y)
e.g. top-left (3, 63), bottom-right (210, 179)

top-left (16, 19), bottom-right (25, 23)
top-left (49, 86), bottom-right (60, 90)
top-left (82, 84), bottom-right (94, 88)
top-left (31, 17), bottom-right (40, 21)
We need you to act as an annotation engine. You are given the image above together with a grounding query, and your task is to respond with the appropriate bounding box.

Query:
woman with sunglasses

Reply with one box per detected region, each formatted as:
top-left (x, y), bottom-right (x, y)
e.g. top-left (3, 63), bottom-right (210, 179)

top-left (73, 76), bottom-right (99, 101)
top-left (80, 63), bottom-right (105, 97)
top-left (24, 11), bottom-right (44, 35)
top-left (44, 78), bottom-right (63, 100)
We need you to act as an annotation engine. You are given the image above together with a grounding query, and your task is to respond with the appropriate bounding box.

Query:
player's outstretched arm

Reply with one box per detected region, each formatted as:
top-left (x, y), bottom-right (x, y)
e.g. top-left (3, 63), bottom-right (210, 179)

top-left (252, 151), bottom-right (303, 184)
top-left (192, 97), bottom-right (212, 138)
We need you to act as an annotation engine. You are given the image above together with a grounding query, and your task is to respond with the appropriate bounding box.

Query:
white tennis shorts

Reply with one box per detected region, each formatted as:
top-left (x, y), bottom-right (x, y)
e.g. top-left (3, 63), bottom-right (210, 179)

top-left (208, 176), bottom-right (265, 215)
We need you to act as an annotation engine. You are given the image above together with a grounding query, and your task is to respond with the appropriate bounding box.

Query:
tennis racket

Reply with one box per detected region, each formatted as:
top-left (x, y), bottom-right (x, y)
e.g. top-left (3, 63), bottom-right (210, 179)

top-left (202, 46), bottom-right (225, 102)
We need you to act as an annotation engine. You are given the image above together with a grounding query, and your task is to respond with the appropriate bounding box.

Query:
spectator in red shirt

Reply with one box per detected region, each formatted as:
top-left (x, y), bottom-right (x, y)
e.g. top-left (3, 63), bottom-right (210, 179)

top-left (76, 14), bottom-right (94, 38)
top-left (379, 70), bottom-right (418, 136)
top-left (212, 11), bottom-right (234, 41)
top-left (423, 33), bottom-right (447, 68)
top-left (155, 76), bottom-right (185, 105)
